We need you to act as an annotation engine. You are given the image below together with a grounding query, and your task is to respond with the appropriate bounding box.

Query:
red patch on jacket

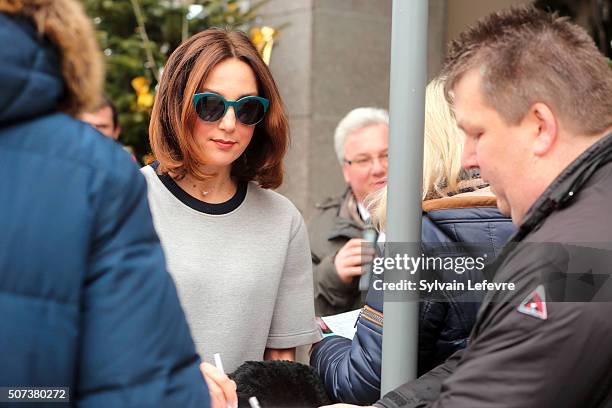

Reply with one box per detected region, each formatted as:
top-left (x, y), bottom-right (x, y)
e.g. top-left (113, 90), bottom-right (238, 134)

top-left (517, 285), bottom-right (547, 320)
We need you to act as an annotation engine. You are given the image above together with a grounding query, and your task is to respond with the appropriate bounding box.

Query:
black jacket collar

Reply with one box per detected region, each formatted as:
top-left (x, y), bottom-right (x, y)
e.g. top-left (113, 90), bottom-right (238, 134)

top-left (518, 132), bottom-right (612, 240)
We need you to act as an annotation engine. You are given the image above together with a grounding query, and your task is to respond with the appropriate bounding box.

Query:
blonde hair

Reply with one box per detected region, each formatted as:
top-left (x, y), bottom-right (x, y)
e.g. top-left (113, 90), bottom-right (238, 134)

top-left (367, 77), bottom-right (464, 230)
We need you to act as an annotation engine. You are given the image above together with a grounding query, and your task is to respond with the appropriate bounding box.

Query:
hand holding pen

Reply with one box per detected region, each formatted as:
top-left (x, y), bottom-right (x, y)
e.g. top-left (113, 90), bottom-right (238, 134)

top-left (200, 353), bottom-right (238, 408)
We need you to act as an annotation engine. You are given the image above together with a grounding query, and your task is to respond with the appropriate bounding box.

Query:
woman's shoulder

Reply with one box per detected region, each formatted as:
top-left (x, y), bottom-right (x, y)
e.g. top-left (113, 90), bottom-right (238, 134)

top-left (139, 164), bottom-right (163, 190)
top-left (248, 182), bottom-right (295, 206)
top-left (422, 189), bottom-right (512, 231)
top-left (247, 183), bottom-right (304, 220)
top-left (422, 188), bottom-right (496, 213)
top-left (423, 199), bottom-right (508, 223)
top-left (139, 163), bottom-right (156, 178)
top-left (421, 189), bottom-right (515, 245)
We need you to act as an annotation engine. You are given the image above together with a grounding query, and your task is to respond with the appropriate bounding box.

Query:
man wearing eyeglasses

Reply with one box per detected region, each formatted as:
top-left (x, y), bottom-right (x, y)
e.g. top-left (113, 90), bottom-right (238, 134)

top-left (309, 107), bottom-right (389, 316)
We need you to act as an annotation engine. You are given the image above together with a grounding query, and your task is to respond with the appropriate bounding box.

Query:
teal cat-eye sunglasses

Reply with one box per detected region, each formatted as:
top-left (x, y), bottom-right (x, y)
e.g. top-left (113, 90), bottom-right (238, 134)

top-left (192, 92), bottom-right (269, 126)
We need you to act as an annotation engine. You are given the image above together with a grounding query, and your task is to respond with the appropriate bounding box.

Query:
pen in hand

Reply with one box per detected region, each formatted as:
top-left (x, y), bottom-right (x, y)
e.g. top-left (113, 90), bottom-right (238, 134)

top-left (210, 353), bottom-right (235, 408)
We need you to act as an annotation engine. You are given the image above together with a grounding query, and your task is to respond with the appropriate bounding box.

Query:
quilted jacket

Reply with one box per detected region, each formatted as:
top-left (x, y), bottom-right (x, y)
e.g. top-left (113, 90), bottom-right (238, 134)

top-left (310, 196), bottom-right (515, 404)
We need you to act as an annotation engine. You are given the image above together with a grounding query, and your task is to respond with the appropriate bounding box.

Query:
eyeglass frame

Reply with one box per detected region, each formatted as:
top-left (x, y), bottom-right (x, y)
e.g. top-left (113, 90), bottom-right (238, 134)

top-left (343, 153), bottom-right (389, 168)
top-left (192, 92), bottom-right (270, 125)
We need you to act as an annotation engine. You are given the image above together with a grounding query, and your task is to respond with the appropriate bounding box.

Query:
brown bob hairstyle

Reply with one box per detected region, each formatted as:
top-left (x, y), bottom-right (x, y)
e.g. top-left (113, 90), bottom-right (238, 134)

top-left (149, 27), bottom-right (289, 189)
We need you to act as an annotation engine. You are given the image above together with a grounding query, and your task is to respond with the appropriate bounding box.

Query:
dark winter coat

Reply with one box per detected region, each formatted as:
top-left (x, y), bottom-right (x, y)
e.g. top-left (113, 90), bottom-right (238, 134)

top-left (309, 189), bottom-right (367, 316)
top-left (376, 133), bottom-right (612, 408)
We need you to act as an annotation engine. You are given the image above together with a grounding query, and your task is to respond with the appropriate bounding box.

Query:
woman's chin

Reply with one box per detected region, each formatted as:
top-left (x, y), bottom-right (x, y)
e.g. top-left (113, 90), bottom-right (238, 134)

top-left (199, 154), bottom-right (240, 171)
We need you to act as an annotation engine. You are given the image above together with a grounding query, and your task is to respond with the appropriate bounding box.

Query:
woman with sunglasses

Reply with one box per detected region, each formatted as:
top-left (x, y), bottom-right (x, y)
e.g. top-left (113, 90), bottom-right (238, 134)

top-left (141, 28), bottom-right (321, 407)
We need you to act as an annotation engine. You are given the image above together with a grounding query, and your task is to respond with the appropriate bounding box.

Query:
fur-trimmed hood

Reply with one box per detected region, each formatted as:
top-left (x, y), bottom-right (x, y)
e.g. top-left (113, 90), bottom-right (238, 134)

top-left (0, 0), bottom-right (103, 124)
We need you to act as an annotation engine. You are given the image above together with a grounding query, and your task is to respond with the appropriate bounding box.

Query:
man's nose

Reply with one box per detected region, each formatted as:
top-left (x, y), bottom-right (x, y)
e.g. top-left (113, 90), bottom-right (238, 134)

top-left (461, 138), bottom-right (478, 169)
top-left (371, 157), bottom-right (387, 175)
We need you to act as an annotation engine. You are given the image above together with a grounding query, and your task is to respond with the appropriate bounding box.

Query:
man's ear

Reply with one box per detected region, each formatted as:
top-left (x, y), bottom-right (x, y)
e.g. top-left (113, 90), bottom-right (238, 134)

top-left (530, 102), bottom-right (558, 157)
top-left (342, 163), bottom-right (351, 184)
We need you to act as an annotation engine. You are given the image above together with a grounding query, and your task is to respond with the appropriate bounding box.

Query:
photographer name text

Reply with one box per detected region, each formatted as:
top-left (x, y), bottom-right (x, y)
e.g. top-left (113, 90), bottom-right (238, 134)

top-left (373, 279), bottom-right (516, 292)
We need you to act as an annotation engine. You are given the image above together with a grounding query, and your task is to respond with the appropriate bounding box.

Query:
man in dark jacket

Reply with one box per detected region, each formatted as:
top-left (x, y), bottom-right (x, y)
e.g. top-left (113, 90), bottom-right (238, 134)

top-left (324, 5), bottom-right (612, 408)
top-left (309, 189), bottom-right (369, 315)
top-left (310, 107), bottom-right (389, 316)
top-left (0, 1), bottom-right (212, 406)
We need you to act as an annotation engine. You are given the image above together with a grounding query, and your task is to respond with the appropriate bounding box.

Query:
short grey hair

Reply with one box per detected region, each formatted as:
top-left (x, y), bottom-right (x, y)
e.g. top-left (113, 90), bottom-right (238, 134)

top-left (334, 107), bottom-right (389, 164)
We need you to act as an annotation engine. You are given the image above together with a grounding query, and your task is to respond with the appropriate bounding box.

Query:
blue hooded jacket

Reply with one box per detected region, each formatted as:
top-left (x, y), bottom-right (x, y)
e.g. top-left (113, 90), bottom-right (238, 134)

top-left (0, 13), bottom-right (210, 407)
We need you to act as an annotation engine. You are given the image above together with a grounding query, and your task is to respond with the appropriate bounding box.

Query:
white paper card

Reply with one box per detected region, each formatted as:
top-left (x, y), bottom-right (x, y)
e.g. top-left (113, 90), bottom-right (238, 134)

top-left (320, 309), bottom-right (361, 339)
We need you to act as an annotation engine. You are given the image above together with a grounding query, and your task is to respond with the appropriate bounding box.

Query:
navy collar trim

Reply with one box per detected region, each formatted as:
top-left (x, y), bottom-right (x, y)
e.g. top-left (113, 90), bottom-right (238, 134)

top-left (151, 162), bottom-right (247, 215)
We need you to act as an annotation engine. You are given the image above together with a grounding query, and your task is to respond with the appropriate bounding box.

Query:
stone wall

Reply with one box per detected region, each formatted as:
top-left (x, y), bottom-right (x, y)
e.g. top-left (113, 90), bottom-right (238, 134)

top-left (256, 0), bottom-right (447, 219)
